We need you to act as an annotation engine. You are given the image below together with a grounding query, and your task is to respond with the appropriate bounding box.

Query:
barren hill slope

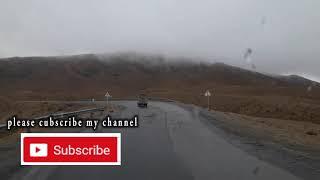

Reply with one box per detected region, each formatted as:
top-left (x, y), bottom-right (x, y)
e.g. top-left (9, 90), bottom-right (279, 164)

top-left (0, 53), bottom-right (319, 123)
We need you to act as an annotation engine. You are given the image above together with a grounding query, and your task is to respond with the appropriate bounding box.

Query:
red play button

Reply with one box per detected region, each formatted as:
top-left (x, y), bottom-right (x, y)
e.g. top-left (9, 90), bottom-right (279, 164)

top-left (35, 147), bottom-right (41, 153)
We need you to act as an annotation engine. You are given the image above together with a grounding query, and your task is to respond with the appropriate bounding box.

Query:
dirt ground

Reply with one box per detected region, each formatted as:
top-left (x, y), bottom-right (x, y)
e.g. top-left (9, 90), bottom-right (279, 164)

top-left (209, 110), bottom-right (320, 153)
top-left (1, 89), bottom-right (319, 155)
top-left (0, 99), bottom-right (99, 124)
top-left (143, 88), bottom-right (320, 125)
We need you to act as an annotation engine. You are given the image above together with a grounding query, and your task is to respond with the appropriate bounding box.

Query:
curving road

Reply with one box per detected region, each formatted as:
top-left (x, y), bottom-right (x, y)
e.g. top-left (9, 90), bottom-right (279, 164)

top-left (4, 101), bottom-right (301, 180)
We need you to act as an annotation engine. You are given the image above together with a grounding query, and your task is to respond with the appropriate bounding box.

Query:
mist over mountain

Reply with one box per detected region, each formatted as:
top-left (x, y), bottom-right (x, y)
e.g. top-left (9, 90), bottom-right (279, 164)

top-left (1, 2), bottom-right (320, 178)
top-left (0, 53), bottom-right (318, 87)
top-left (1, 53), bottom-right (320, 123)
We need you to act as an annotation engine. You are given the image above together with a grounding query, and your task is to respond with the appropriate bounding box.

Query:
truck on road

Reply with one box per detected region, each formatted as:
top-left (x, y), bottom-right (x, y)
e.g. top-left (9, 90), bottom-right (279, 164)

top-left (137, 94), bottom-right (148, 108)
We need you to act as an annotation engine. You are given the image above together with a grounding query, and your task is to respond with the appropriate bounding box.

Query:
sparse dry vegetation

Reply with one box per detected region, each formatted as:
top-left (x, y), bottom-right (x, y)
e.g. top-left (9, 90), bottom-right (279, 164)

top-left (0, 100), bottom-right (98, 123)
top-left (0, 97), bottom-right (12, 122)
top-left (0, 53), bottom-right (320, 124)
top-left (210, 111), bottom-right (320, 151)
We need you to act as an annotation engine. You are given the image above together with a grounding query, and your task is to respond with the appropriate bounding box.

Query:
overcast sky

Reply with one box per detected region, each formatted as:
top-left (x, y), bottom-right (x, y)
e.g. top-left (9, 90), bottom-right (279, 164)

top-left (0, 0), bottom-right (319, 81)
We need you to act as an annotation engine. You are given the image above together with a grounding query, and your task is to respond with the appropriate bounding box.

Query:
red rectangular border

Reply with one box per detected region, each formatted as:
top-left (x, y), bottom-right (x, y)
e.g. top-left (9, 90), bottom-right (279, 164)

top-left (21, 133), bottom-right (121, 165)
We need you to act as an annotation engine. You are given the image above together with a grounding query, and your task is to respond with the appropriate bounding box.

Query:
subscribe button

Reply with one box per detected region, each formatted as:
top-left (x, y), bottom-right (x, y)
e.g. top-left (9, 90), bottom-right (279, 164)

top-left (21, 133), bottom-right (121, 165)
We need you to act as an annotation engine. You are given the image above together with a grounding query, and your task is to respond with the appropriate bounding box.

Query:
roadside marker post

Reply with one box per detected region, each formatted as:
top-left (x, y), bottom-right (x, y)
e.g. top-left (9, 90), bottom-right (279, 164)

top-left (204, 90), bottom-right (211, 110)
top-left (105, 92), bottom-right (112, 110)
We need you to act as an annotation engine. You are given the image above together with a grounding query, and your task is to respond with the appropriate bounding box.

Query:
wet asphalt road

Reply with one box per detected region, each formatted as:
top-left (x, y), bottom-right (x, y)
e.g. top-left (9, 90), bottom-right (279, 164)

top-left (4, 101), bottom-right (301, 180)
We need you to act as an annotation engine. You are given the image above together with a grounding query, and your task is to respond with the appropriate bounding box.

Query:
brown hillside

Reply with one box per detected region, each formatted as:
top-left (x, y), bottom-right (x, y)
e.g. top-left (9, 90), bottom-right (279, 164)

top-left (0, 53), bottom-right (319, 123)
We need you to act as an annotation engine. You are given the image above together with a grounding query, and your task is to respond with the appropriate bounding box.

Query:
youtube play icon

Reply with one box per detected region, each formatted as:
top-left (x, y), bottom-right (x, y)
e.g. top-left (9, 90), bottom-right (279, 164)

top-left (30, 143), bottom-right (48, 157)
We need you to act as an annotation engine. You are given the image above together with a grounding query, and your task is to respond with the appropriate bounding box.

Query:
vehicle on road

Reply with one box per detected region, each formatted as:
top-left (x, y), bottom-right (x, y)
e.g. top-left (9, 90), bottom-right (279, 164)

top-left (137, 94), bottom-right (148, 108)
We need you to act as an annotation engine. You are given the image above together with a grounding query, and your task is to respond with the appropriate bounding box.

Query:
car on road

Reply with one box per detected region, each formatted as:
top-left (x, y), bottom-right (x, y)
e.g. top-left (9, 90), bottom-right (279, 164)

top-left (137, 94), bottom-right (148, 108)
